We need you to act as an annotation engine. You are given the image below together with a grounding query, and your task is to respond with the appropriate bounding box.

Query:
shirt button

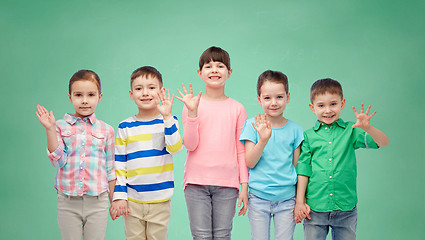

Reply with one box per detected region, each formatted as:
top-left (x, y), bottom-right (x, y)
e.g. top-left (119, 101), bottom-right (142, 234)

top-left (329, 142), bottom-right (332, 144)
top-left (325, 127), bottom-right (328, 130)
top-left (329, 176), bottom-right (332, 179)
top-left (330, 193), bottom-right (333, 196)
top-left (329, 158), bottom-right (332, 161)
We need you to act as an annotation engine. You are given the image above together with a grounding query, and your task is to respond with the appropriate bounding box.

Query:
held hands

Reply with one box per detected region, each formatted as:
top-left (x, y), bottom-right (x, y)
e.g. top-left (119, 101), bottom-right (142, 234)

top-left (176, 83), bottom-right (202, 118)
top-left (294, 202), bottom-right (311, 224)
top-left (252, 113), bottom-right (272, 142)
top-left (352, 103), bottom-right (376, 131)
top-left (109, 199), bottom-right (130, 221)
top-left (35, 104), bottom-right (56, 129)
top-left (156, 88), bottom-right (174, 121)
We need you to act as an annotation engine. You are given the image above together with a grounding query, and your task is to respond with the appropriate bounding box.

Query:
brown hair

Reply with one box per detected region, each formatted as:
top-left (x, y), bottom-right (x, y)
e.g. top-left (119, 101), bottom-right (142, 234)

top-left (69, 70), bottom-right (101, 94)
top-left (130, 66), bottom-right (163, 88)
top-left (199, 46), bottom-right (231, 70)
top-left (257, 70), bottom-right (289, 96)
top-left (310, 78), bottom-right (343, 103)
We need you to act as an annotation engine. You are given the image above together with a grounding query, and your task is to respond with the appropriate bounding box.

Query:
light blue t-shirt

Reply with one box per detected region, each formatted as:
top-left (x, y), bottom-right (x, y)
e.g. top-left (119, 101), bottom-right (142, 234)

top-left (240, 118), bottom-right (303, 201)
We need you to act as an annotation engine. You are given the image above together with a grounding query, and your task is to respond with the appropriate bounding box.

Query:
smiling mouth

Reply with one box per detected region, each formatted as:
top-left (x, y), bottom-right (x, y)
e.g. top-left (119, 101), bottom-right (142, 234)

top-left (140, 99), bottom-right (153, 102)
top-left (323, 115), bottom-right (335, 119)
top-left (209, 76), bottom-right (221, 80)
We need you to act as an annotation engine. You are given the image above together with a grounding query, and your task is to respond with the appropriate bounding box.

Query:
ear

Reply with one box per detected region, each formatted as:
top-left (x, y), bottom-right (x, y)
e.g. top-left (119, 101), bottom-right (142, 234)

top-left (341, 98), bottom-right (346, 110)
top-left (197, 69), bottom-right (202, 78)
top-left (129, 90), bottom-right (134, 100)
top-left (227, 68), bottom-right (233, 78)
top-left (257, 95), bottom-right (262, 105)
top-left (68, 93), bottom-right (72, 103)
top-left (98, 93), bottom-right (103, 103)
top-left (309, 103), bottom-right (315, 114)
top-left (286, 92), bottom-right (290, 103)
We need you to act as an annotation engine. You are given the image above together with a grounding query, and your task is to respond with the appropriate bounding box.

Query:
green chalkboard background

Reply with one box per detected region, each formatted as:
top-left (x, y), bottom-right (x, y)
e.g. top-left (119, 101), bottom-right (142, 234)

top-left (1, 0), bottom-right (424, 239)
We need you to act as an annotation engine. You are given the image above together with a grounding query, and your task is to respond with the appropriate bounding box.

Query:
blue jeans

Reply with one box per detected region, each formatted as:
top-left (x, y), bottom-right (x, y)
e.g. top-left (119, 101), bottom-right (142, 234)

top-left (303, 207), bottom-right (357, 240)
top-left (248, 192), bottom-right (296, 240)
top-left (184, 184), bottom-right (239, 240)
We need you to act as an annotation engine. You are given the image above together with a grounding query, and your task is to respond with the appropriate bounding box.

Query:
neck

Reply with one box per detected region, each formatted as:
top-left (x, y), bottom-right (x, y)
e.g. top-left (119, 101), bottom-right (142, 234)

top-left (203, 87), bottom-right (227, 101)
top-left (268, 114), bottom-right (287, 128)
top-left (136, 108), bottom-right (160, 119)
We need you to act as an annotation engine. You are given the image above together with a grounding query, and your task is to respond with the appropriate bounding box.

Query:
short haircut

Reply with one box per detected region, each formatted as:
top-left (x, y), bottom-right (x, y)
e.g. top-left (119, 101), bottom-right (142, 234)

top-left (257, 70), bottom-right (289, 96)
top-left (130, 66), bottom-right (163, 88)
top-left (310, 78), bottom-right (343, 103)
top-left (199, 46), bottom-right (231, 70)
top-left (69, 70), bottom-right (101, 94)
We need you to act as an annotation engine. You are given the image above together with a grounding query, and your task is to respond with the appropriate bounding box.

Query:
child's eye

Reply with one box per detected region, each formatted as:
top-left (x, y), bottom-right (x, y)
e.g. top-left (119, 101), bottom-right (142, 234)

top-left (277, 96), bottom-right (283, 99)
top-left (75, 93), bottom-right (82, 97)
top-left (135, 88), bottom-right (142, 91)
top-left (89, 93), bottom-right (96, 97)
top-left (149, 87), bottom-right (156, 90)
top-left (318, 104), bottom-right (324, 108)
top-left (264, 97), bottom-right (270, 100)
top-left (331, 103), bottom-right (337, 106)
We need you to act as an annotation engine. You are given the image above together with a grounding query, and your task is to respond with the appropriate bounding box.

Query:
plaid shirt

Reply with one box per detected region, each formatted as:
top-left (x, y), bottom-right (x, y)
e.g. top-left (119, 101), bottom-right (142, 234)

top-left (48, 113), bottom-right (116, 196)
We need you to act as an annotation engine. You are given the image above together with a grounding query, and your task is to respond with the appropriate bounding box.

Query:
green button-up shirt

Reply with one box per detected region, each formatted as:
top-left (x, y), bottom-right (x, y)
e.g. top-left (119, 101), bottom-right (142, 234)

top-left (296, 119), bottom-right (378, 212)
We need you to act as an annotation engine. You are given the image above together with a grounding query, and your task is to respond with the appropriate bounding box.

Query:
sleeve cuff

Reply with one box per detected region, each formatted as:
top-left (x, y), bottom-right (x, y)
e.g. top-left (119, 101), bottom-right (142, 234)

top-left (296, 162), bottom-right (312, 177)
top-left (47, 147), bottom-right (63, 162)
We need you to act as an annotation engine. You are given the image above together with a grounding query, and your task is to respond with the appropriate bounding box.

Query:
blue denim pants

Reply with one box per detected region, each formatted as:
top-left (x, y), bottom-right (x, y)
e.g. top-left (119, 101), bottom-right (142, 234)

top-left (184, 184), bottom-right (239, 240)
top-left (248, 192), bottom-right (296, 240)
top-left (303, 207), bottom-right (357, 240)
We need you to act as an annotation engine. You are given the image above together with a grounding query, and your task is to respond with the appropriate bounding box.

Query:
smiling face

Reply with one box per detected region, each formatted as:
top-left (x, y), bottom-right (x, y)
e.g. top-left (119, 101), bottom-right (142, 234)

top-left (197, 61), bottom-right (232, 89)
top-left (309, 92), bottom-right (345, 125)
top-left (130, 75), bottom-right (161, 110)
top-left (68, 80), bottom-right (102, 119)
top-left (258, 81), bottom-right (290, 119)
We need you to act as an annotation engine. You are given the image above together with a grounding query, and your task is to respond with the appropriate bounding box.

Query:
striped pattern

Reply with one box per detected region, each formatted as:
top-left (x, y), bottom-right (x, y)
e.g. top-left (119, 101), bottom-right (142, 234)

top-left (47, 113), bottom-right (116, 196)
top-left (113, 115), bottom-right (182, 203)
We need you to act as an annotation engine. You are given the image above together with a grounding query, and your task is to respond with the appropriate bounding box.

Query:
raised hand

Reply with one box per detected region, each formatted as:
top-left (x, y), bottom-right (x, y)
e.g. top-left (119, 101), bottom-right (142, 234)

top-left (35, 104), bottom-right (56, 129)
top-left (156, 88), bottom-right (174, 120)
top-left (176, 83), bottom-right (202, 117)
top-left (252, 113), bottom-right (272, 142)
top-left (352, 103), bottom-right (376, 130)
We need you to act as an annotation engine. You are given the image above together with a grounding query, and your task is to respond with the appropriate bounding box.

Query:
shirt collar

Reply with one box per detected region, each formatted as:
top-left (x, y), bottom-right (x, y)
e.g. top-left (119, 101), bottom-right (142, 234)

top-left (313, 118), bottom-right (347, 131)
top-left (63, 113), bottom-right (97, 125)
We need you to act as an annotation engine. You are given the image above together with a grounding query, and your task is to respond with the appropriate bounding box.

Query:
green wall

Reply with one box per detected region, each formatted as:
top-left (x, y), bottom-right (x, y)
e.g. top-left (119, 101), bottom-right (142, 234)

top-left (1, 0), bottom-right (424, 239)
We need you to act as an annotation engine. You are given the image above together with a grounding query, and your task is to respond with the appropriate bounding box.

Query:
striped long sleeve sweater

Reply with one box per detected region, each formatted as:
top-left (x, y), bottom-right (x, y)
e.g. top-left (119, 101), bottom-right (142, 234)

top-left (113, 115), bottom-right (183, 203)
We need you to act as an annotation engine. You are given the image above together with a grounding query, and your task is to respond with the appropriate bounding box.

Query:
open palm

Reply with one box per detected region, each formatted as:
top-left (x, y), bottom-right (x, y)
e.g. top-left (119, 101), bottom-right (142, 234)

top-left (352, 103), bottom-right (376, 130)
top-left (35, 104), bottom-right (56, 129)
top-left (176, 83), bottom-right (202, 112)
top-left (156, 88), bottom-right (174, 119)
top-left (252, 113), bottom-right (272, 142)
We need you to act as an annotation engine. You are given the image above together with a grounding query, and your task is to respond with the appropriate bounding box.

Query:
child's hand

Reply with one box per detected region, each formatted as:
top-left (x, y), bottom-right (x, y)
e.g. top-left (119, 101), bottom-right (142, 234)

top-left (156, 88), bottom-right (174, 121)
top-left (252, 113), bottom-right (272, 142)
top-left (238, 183), bottom-right (248, 216)
top-left (352, 103), bottom-right (376, 131)
top-left (176, 83), bottom-right (202, 118)
top-left (35, 104), bottom-right (56, 129)
top-left (110, 199), bottom-right (130, 220)
top-left (294, 202), bottom-right (311, 223)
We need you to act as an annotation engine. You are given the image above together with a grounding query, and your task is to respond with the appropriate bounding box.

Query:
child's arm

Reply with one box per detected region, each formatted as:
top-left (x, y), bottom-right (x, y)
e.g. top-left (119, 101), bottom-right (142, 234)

top-left (294, 175), bottom-right (311, 223)
top-left (35, 105), bottom-right (58, 152)
top-left (156, 88), bottom-right (183, 154)
top-left (245, 114), bottom-right (272, 168)
top-left (105, 126), bottom-right (117, 203)
top-left (176, 83), bottom-right (202, 151)
top-left (292, 146), bottom-right (301, 168)
top-left (352, 103), bottom-right (389, 147)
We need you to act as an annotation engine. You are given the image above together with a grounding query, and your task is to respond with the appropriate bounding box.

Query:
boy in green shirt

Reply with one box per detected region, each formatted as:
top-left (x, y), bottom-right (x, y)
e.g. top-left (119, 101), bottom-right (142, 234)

top-left (294, 78), bottom-right (389, 240)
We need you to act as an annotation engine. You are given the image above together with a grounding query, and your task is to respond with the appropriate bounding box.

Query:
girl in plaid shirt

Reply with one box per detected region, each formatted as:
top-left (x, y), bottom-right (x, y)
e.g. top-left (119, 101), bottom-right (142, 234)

top-left (36, 70), bottom-right (116, 240)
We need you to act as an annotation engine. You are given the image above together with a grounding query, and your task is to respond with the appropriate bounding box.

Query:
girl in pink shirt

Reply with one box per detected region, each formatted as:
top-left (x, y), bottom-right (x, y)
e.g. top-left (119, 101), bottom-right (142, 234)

top-left (176, 46), bottom-right (248, 240)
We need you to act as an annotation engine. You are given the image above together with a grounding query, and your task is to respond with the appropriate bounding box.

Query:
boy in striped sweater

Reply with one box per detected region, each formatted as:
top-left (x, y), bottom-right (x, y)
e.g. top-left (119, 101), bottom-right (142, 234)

top-left (110, 66), bottom-right (183, 240)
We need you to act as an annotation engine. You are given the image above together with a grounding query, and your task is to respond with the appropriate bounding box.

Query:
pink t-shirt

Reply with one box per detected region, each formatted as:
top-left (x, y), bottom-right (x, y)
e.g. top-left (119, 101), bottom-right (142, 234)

top-left (182, 97), bottom-right (248, 189)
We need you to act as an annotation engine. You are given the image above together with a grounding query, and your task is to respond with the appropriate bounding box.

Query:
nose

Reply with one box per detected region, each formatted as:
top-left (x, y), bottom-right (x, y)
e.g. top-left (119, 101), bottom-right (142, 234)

top-left (142, 88), bottom-right (149, 95)
top-left (82, 95), bottom-right (88, 104)
top-left (211, 66), bottom-right (218, 73)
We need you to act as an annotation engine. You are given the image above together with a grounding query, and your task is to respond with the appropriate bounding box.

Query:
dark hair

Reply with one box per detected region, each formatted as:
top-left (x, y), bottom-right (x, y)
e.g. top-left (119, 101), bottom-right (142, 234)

top-left (130, 66), bottom-right (163, 88)
top-left (199, 46), bottom-right (231, 70)
top-left (310, 78), bottom-right (343, 103)
top-left (257, 70), bottom-right (289, 96)
top-left (69, 70), bottom-right (101, 94)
